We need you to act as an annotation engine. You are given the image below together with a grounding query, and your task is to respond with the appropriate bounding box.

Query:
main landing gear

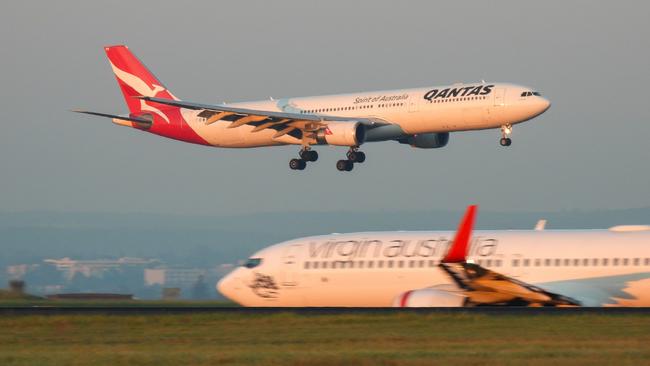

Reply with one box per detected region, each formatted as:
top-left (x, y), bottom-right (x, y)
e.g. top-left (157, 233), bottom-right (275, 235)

top-left (289, 146), bottom-right (367, 172)
top-left (499, 124), bottom-right (513, 147)
top-left (289, 147), bottom-right (318, 170)
top-left (336, 147), bottom-right (366, 172)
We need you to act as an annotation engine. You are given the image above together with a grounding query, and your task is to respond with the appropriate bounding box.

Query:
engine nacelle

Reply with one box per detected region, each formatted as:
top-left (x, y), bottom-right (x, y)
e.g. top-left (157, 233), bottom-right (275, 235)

top-left (392, 288), bottom-right (467, 307)
top-left (316, 122), bottom-right (366, 146)
top-left (399, 132), bottom-right (449, 149)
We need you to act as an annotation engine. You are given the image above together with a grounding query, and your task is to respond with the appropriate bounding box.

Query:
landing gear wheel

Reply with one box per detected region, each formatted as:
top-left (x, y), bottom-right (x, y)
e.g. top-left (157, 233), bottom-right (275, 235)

top-left (499, 137), bottom-right (512, 147)
top-left (289, 158), bottom-right (306, 170)
top-left (346, 151), bottom-right (366, 163)
top-left (336, 159), bottom-right (353, 172)
top-left (300, 150), bottom-right (319, 162)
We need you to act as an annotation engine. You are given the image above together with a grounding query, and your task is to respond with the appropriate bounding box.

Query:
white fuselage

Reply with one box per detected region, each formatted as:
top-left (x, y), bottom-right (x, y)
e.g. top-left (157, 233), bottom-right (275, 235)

top-left (218, 229), bottom-right (650, 307)
top-left (179, 83), bottom-right (550, 147)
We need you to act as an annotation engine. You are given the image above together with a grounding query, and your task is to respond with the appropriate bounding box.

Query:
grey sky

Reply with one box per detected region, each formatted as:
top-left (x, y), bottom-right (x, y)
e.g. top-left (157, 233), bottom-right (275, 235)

top-left (1, 1), bottom-right (648, 215)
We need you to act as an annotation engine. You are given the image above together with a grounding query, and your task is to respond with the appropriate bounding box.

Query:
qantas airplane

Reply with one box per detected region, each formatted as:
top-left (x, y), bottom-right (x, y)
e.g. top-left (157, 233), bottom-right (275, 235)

top-left (76, 45), bottom-right (551, 171)
top-left (217, 206), bottom-right (650, 307)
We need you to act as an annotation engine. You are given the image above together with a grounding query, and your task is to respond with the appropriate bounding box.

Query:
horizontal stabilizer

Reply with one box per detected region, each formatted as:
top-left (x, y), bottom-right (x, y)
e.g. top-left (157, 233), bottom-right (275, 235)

top-left (73, 110), bottom-right (152, 124)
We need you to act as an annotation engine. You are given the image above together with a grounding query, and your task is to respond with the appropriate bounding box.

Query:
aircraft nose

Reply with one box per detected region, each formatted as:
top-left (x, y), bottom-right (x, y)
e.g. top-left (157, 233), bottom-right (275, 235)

top-left (217, 272), bottom-right (241, 302)
top-left (538, 97), bottom-right (551, 114)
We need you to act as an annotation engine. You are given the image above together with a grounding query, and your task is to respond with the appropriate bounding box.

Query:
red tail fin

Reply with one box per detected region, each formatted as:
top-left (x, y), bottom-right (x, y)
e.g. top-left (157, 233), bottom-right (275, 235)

top-left (104, 45), bottom-right (178, 114)
top-left (442, 205), bottom-right (477, 263)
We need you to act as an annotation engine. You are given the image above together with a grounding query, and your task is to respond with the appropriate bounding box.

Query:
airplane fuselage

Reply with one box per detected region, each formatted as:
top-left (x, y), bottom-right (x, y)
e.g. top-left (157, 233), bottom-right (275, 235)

top-left (218, 229), bottom-right (650, 307)
top-left (170, 83), bottom-right (550, 148)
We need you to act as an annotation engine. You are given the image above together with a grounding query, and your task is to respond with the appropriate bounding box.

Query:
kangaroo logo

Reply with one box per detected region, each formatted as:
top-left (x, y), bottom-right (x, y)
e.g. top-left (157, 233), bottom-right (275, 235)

top-left (109, 61), bottom-right (172, 124)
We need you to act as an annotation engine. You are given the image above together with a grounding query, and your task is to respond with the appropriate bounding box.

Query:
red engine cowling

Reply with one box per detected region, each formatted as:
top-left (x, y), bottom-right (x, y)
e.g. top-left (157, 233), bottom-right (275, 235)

top-left (316, 122), bottom-right (366, 146)
top-left (392, 288), bottom-right (467, 307)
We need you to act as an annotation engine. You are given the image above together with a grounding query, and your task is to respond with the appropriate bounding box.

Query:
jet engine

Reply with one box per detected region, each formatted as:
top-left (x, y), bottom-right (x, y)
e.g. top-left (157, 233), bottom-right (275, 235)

top-left (399, 132), bottom-right (449, 149)
top-left (316, 122), bottom-right (366, 146)
top-left (392, 288), bottom-right (467, 307)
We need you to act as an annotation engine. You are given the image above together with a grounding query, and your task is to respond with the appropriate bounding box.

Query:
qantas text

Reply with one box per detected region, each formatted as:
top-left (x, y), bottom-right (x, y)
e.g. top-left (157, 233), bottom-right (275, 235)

top-left (423, 85), bottom-right (494, 102)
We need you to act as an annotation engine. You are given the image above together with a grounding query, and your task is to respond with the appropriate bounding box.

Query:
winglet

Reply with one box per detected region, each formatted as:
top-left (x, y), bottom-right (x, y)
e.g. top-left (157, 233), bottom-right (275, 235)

top-left (442, 205), bottom-right (477, 263)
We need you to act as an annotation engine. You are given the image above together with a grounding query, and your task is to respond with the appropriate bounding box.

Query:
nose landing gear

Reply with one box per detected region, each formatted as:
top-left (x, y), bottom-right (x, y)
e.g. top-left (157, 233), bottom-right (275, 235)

top-left (500, 124), bottom-right (512, 146)
top-left (289, 147), bottom-right (319, 170)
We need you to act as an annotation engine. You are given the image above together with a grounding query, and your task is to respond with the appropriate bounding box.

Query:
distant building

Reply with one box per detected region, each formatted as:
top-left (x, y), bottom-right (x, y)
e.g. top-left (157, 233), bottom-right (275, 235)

top-left (144, 268), bottom-right (207, 287)
top-left (6, 264), bottom-right (40, 279)
top-left (44, 257), bottom-right (161, 280)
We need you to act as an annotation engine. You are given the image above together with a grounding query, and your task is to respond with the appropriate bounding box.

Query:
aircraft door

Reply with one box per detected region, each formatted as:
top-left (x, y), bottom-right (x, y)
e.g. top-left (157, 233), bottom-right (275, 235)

top-left (493, 88), bottom-right (505, 107)
top-left (408, 99), bottom-right (419, 112)
top-left (281, 244), bottom-right (302, 286)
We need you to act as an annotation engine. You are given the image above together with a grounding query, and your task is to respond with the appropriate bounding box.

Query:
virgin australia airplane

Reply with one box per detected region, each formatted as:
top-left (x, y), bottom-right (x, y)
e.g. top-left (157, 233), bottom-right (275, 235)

top-left (217, 206), bottom-right (650, 307)
top-left (75, 45), bottom-right (550, 171)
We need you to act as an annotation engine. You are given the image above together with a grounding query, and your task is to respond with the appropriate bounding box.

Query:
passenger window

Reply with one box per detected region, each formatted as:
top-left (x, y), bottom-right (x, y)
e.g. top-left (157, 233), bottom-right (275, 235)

top-left (512, 259), bottom-right (519, 267)
top-left (545, 259), bottom-right (551, 266)
top-left (634, 258), bottom-right (640, 266)
top-left (592, 258), bottom-right (599, 266)
top-left (523, 259), bottom-right (530, 267)
top-left (321, 261), bottom-right (327, 269)
top-left (313, 261), bottom-right (319, 269)
top-left (602, 258), bottom-right (609, 266)
top-left (583, 258), bottom-right (589, 266)
top-left (429, 260), bottom-right (436, 267)
top-left (613, 258), bottom-right (619, 266)
top-left (387, 260), bottom-right (394, 268)
top-left (622, 258), bottom-right (629, 266)
top-left (495, 260), bottom-right (502, 267)
top-left (304, 262), bottom-right (310, 269)
top-left (573, 259), bottom-right (580, 266)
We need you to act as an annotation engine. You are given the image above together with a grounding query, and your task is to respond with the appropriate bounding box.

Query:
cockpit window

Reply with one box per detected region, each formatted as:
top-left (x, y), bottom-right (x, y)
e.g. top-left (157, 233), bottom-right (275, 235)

top-left (243, 258), bottom-right (262, 268)
top-left (521, 91), bottom-right (542, 97)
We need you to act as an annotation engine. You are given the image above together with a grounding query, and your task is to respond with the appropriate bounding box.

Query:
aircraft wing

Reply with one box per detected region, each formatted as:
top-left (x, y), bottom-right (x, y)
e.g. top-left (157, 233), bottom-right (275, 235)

top-left (139, 96), bottom-right (389, 138)
top-left (439, 205), bottom-right (581, 307)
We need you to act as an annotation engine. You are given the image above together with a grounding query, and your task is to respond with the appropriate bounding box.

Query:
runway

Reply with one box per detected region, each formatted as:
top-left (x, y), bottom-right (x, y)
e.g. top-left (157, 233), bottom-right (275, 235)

top-left (2, 306), bottom-right (650, 316)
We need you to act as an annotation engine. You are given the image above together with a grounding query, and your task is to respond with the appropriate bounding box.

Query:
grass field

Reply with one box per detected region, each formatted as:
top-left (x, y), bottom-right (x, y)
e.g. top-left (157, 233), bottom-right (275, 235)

top-left (1, 311), bottom-right (649, 366)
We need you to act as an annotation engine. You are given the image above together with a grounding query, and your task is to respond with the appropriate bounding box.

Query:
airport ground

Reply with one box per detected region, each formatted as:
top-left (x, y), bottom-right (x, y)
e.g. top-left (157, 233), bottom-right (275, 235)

top-left (1, 302), bottom-right (650, 365)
